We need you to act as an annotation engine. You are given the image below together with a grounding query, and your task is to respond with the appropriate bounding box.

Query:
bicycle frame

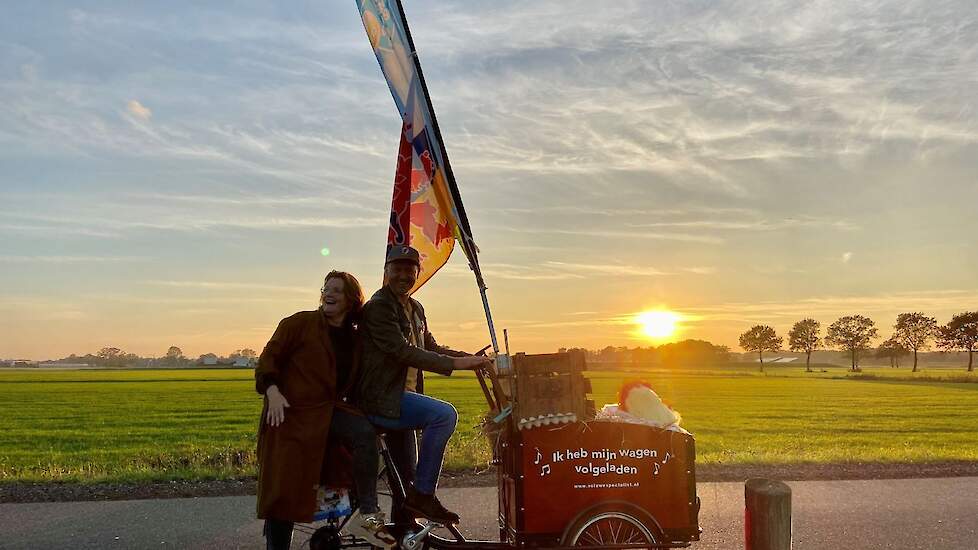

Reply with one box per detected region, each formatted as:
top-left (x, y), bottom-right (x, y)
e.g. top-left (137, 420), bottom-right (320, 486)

top-left (378, 433), bottom-right (509, 550)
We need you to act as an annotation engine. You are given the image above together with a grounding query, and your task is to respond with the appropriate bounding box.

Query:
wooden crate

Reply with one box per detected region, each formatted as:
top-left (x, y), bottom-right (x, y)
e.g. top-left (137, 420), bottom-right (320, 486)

top-left (506, 351), bottom-right (594, 429)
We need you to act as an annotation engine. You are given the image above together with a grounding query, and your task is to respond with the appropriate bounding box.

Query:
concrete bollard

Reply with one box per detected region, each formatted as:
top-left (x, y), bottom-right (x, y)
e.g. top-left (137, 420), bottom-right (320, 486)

top-left (745, 478), bottom-right (792, 550)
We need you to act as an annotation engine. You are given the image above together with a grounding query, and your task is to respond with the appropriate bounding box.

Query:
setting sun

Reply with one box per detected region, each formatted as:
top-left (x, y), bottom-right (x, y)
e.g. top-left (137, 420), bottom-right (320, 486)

top-left (636, 310), bottom-right (682, 340)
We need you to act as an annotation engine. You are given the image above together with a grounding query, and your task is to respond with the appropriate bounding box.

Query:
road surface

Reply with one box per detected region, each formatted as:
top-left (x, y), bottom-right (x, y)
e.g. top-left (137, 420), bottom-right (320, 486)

top-left (2, 477), bottom-right (976, 549)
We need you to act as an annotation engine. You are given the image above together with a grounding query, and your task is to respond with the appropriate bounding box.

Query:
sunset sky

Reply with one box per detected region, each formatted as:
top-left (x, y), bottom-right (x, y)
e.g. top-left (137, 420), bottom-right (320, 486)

top-left (2, 1), bottom-right (977, 360)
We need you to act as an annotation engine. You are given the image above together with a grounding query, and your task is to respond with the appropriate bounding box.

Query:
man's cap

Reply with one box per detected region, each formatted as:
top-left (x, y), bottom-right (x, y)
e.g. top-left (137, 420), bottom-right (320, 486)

top-left (385, 245), bottom-right (421, 267)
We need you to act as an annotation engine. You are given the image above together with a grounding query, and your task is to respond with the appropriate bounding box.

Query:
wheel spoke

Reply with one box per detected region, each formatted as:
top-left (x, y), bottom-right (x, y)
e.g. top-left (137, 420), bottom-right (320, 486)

top-left (608, 520), bottom-right (622, 543)
top-left (583, 530), bottom-right (603, 545)
top-left (572, 512), bottom-right (655, 547)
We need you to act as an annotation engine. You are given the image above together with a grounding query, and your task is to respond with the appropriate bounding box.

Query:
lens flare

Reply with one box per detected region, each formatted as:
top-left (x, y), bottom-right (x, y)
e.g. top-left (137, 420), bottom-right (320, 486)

top-left (320, 247), bottom-right (331, 257)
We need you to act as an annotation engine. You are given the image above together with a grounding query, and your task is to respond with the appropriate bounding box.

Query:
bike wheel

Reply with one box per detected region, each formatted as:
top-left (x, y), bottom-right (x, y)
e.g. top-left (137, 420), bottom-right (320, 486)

top-left (309, 524), bottom-right (342, 550)
top-left (561, 502), bottom-right (661, 547)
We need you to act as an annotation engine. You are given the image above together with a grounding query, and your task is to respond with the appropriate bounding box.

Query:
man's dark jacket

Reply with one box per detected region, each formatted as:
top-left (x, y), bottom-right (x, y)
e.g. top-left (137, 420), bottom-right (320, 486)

top-left (356, 286), bottom-right (466, 418)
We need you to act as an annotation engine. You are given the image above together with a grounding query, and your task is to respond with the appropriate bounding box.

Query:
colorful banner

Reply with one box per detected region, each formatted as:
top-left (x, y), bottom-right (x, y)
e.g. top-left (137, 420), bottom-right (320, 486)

top-left (357, 0), bottom-right (472, 292)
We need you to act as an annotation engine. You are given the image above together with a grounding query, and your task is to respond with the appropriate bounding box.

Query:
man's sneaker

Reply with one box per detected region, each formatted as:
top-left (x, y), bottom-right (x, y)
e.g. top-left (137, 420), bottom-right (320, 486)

top-left (345, 510), bottom-right (396, 548)
top-left (404, 487), bottom-right (460, 525)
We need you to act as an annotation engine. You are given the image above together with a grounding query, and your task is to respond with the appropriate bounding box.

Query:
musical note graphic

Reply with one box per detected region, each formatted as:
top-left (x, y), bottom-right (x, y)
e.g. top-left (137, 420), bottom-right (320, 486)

top-left (533, 448), bottom-right (543, 465)
top-left (653, 463), bottom-right (660, 476)
top-left (540, 464), bottom-right (551, 476)
top-left (662, 452), bottom-right (672, 464)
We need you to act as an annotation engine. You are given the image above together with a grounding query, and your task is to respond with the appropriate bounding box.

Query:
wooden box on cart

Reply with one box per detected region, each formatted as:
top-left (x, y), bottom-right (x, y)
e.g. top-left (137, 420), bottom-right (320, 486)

top-left (502, 351), bottom-right (596, 429)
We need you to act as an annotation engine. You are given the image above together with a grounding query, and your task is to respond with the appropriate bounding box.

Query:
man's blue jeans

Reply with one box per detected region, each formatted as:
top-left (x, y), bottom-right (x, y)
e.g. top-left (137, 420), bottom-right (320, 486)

top-left (368, 392), bottom-right (458, 495)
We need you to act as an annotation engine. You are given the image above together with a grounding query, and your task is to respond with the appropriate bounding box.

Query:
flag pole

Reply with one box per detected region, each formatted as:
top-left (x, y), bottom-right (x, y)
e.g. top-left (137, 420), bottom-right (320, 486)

top-left (393, 0), bottom-right (501, 355)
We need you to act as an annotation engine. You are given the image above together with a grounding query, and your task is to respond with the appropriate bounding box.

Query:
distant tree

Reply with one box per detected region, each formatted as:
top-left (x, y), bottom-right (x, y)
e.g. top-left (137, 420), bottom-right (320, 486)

top-left (739, 325), bottom-right (783, 371)
top-left (97, 347), bottom-right (121, 359)
top-left (826, 315), bottom-right (878, 371)
top-left (893, 312), bottom-right (938, 372)
top-left (938, 311), bottom-right (978, 372)
top-left (631, 346), bottom-right (657, 364)
top-left (96, 347), bottom-right (123, 366)
top-left (876, 336), bottom-right (909, 368)
top-left (656, 339), bottom-right (728, 367)
top-left (788, 319), bottom-right (822, 372)
top-left (225, 348), bottom-right (257, 366)
top-left (164, 346), bottom-right (184, 366)
top-left (714, 345), bottom-right (732, 363)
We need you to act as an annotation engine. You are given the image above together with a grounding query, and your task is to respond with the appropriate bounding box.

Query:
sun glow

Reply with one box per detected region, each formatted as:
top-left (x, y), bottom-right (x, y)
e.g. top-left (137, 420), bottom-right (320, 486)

top-left (635, 310), bottom-right (682, 340)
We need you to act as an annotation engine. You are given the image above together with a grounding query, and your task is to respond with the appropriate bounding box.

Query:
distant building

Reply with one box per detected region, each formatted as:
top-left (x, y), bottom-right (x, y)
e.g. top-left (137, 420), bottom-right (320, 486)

top-left (755, 357), bottom-right (797, 363)
top-left (199, 353), bottom-right (219, 366)
top-left (4, 359), bottom-right (39, 367)
top-left (232, 356), bottom-right (255, 368)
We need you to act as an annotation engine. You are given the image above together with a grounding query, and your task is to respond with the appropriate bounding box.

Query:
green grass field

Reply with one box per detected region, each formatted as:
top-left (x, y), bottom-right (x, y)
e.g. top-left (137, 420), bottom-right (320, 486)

top-left (1, 366), bottom-right (977, 483)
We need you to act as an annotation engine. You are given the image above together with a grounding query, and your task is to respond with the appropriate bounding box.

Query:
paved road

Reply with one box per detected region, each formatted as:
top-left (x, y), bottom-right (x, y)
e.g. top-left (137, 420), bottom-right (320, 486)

top-left (3, 478), bottom-right (977, 549)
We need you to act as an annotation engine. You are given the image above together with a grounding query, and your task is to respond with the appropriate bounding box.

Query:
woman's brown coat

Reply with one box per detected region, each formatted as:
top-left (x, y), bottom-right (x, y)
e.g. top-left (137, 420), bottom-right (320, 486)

top-left (254, 309), bottom-right (358, 522)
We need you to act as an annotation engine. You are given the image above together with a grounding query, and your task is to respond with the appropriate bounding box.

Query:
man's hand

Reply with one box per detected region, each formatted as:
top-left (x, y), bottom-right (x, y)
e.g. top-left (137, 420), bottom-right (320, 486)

top-left (453, 355), bottom-right (493, 371)
top-left (265, 385), bottom-right (290, 427)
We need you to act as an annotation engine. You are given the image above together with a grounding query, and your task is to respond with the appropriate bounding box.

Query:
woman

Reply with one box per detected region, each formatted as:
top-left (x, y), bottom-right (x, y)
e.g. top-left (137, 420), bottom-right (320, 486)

top-left (255, 271), bottom-right (392, 550)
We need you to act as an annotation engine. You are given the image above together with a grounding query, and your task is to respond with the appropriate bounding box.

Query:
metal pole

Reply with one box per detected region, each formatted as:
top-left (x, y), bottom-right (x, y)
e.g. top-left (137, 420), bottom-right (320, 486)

top-left (476, 272), bottom-right (501, 355)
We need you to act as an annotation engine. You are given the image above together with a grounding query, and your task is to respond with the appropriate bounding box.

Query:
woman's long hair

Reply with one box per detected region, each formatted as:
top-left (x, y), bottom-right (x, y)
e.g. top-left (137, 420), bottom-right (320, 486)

top-left (321, 270), bottom-right (365, 326)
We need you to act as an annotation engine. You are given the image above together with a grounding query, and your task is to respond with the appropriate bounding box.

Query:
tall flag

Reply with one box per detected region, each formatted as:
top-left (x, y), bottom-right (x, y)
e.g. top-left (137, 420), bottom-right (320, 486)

top-left (356, 0), bottom-right (479, 293)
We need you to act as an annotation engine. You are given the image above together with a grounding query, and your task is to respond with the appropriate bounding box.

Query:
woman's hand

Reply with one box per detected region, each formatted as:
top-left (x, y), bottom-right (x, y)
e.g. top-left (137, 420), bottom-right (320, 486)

top-left (453, 355), bottom-right (493, 371)
top-left (265, 385), bottom-right (290, 427)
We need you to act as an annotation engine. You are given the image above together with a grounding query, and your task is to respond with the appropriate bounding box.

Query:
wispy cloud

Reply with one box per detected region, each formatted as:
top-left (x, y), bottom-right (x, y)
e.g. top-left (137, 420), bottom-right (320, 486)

top-left (440, 263), bottom-right (584, 281)
top-left (1, 211), bottom-right (383, 236)
top-left (503, 227), bottom-right (725, 244)
top-left (443, 260), bottom-right (714, 280)
top-left (0, 255), bottom-right (147, 263)
top-left (145, 280), bottom-right (314, 294)
top-left (687, 289), bottom-right (978, 323)
top-left (629, 217), bottom-right (860, 232)
top-left (126, 99), bottom-right (152, 121)
top-left (543, 261), bottom-right (668, 277)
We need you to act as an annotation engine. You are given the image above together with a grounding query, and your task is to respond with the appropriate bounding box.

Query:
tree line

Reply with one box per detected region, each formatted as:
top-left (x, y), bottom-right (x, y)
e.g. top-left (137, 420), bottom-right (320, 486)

top-left (739, 311), bottom-right (978, 372)
top-left (560, 340), bottom-right (732, 367)
top-left (45, 346), bottom-right (258, 368)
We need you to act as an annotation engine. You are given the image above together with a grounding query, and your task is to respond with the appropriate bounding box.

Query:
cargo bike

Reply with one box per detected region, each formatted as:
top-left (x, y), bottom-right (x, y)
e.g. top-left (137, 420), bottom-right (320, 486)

top-left (305, 351), bottom-right (700, 550)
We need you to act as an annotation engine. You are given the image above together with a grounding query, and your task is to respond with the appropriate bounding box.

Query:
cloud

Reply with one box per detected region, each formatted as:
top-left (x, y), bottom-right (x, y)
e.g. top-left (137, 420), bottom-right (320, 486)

top-left (145, 280), bottom-right (313, 294)
top-left (543, 261), bottom-right (668, 277)
top-left (682, 267), bottom-right (717, 275)
top-left (686, 289), bottom-right (978, 323)
top-left (0, 210), bottom-right (384, 237)
top-left (126, 99), bottom-right (152, 121)
top-left (629, 217), bottom-right (860, 232)
top-left (440, 263), bottom-right (584, 281)
top-left (0, 255), bottom-right (146, 263)
top-left (442, 260), bottom-right (711, 279)
top-left (501, 227), bottom-right (725, 244)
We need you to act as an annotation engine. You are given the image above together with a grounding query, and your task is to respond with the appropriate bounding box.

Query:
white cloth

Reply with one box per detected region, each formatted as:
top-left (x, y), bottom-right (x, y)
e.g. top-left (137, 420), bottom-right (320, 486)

top-left (595, 404), bottom-right (689, 434)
